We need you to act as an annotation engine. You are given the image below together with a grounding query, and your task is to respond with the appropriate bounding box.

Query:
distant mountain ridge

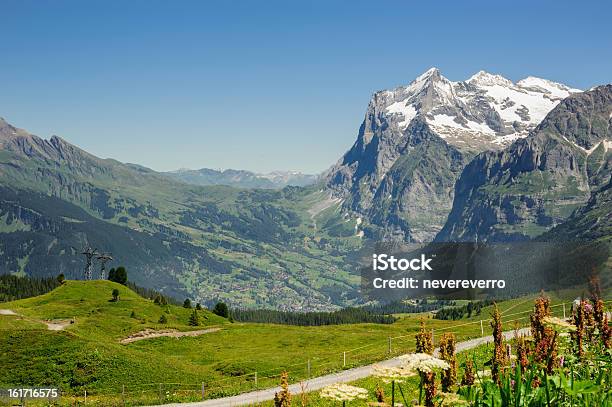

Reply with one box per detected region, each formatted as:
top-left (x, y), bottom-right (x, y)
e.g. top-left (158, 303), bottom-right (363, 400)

top-left (166, 168), bottom-right (318, 189)
top-left (0, 117), bottom-right (359, 311)
top-left (324, 68), bottom-right (581, 241)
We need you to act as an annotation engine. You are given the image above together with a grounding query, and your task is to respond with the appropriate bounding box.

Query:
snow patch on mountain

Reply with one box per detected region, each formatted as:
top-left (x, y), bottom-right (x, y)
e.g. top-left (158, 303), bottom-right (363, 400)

top-left (385, 102), bottom-right (417, 128)
top-left (372, 68), bottom-right (580, 151)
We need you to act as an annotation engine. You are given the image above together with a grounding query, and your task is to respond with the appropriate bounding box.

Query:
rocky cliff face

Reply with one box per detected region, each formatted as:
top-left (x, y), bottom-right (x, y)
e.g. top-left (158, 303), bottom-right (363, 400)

top-left (325, 68), bottom-right (579, 241)
top-left (436, 85), bottom-right (611, 242)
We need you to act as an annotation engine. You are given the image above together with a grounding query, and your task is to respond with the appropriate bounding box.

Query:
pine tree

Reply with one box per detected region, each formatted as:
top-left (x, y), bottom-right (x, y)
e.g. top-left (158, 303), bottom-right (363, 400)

top-left (188, 309), bottom-right (200, 326)
top-left (213, 302), bottom-right (229, 318)
top-left (159, 314), bottom-right (168, 324)
top-left (114, 267), bottom-right (128, 285)
top-left (183, 298), bottom-right (192, 309)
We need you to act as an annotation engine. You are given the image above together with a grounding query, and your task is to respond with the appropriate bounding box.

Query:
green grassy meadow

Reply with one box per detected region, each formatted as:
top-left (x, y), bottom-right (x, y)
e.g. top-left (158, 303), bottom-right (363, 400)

top-left (0, 281), bottom-right (586, 406)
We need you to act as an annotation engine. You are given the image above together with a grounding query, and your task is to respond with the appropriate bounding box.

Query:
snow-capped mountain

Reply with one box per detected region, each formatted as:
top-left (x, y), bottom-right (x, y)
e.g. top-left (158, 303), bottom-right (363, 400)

top-left (324, 68), bottom-right (581, 242)
top-left (376, 67), bottom-right (580, 153)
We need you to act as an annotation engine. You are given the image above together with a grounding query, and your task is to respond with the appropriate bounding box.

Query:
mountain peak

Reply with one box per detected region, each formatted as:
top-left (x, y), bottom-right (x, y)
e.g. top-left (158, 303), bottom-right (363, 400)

top-left (416, 67), bottom-right (441, 79)
top-left (517, 76), bottom-right (581, 98)
top-left (467, 70), bottom-right (512, 87)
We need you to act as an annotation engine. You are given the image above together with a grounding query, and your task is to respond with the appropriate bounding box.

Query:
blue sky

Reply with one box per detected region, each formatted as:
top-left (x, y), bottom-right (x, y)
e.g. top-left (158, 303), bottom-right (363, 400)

top-left (1, 0), bottom-right (610, 173)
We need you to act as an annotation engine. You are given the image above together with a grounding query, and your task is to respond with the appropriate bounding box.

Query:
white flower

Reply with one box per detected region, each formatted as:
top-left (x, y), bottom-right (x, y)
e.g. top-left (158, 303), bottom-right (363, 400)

top-left (371, 364), bottom-right (417, 381)
top-left (399, 353), bottom-right (450, 373)
top-left (320, 383), bottom-right (368, 402)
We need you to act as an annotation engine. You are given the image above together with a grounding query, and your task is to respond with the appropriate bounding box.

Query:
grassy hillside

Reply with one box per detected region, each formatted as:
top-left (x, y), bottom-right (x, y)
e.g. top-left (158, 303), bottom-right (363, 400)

top-left (0, 281), bottom-right (584, 405)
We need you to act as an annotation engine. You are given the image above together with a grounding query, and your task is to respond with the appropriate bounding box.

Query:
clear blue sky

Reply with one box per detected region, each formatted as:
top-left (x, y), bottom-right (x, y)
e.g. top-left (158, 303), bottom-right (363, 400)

top-left (1, 0), bottom-right (610, 173)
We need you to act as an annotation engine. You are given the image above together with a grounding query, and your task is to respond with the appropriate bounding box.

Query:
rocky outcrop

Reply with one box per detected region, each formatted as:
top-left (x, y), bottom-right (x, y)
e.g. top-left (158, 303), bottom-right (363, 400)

top-left (436, 86), bottom-right (611, 242)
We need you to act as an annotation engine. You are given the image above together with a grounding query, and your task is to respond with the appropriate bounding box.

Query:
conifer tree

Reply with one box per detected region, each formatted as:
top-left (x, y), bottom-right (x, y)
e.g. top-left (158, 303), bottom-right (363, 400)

top-left (188, 309), bottom-right (200, 326)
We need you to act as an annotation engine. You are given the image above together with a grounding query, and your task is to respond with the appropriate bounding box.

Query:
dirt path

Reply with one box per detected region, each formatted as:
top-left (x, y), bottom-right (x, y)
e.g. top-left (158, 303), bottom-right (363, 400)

top-left (0, 309), bottom-right (18, 316)
top-left (155, 327), bottom-right (530, 407)
top-left (0, 309), bottom-right (71, 330)
top-left (46, 320), bottom-right (72, 330)
top-left (120, 327), bottom-right (222, 344)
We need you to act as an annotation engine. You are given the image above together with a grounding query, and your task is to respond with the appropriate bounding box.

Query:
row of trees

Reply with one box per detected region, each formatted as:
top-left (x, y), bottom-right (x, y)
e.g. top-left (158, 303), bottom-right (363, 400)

top-left (365, 299), bottom-right (457, 315)
top-left (0, 274), bottom-right (61, 302)
top-left (434, 299), bottom-right (493, 320)
top-left (231, 306), bottom-right (396, 326)
top-left (108, 267), bottom-right (127, 285)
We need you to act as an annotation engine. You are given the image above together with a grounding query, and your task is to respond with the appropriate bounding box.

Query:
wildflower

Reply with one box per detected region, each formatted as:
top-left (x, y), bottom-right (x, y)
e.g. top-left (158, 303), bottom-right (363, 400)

top-left (415, 320), bottom-right (434, 354)
top-left (573, 299), bottom-right (589, 357)
top-left (531, 294), bottom-right (557, 372)
top-left (320, 383), bottom-right (368, 402)
top-left (438, 333), bottom-right (457, 392)
top-left (274, 371), bottom-right (291, 407)
top-left (371, 364), bottom-right (416, 382)
top-left (399, 353), bottom-right (449, 407)
top-left (399, 353), bottom-right (450, 373)
top-left (461, 360), bottom-right (475, 386)
top-left (532, 376), bottom-right (541, 388)
top-left (424, 371), bottom-right (435, 407)
top-left (375, 384), bottom-right (385, 403)
top-left (491, 303), bottom-right (506, 384)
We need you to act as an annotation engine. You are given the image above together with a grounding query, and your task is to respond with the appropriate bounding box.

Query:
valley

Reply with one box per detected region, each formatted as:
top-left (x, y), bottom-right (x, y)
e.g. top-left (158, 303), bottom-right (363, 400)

top-left (0, 72), bottom-right (609, 311)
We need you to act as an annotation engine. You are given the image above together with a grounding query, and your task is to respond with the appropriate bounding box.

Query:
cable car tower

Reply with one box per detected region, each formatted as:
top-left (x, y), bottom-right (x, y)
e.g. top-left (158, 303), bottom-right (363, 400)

top-left (97, 253), bottom-right (113, 280)
top-left (81, 247), bottom-right (98, 280)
